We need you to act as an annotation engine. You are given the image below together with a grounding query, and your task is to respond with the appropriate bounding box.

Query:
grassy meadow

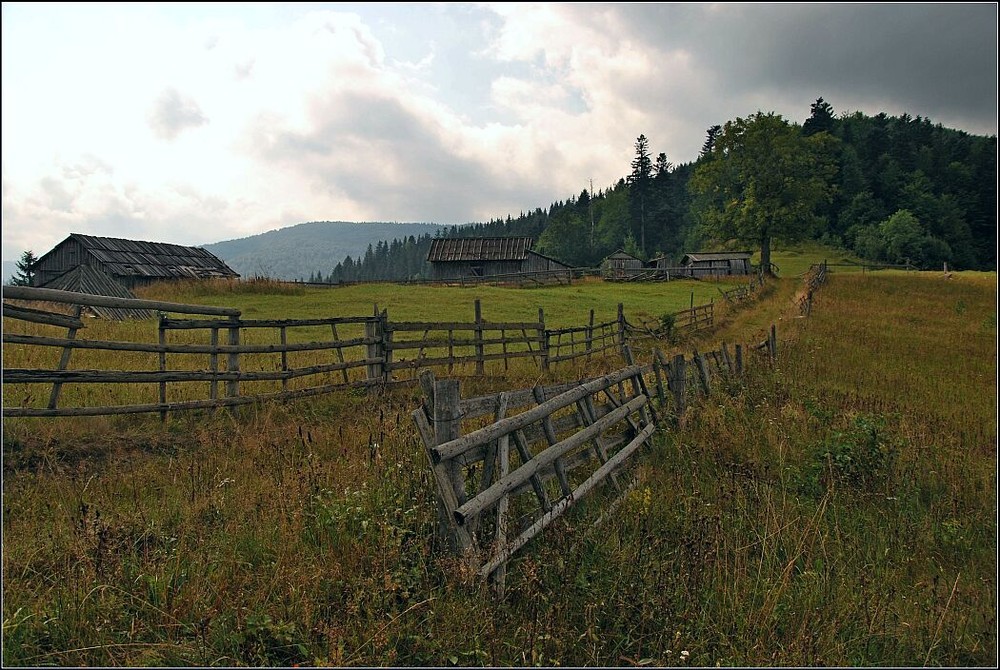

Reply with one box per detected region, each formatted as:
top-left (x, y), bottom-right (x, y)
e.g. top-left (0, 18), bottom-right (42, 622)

top-left (2, 247), bottom-right (996, 667)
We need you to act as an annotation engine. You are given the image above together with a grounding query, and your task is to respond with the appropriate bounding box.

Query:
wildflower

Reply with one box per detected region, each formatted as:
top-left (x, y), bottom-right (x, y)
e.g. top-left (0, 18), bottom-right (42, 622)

top-left (680, 650), bottom-right (690, 660)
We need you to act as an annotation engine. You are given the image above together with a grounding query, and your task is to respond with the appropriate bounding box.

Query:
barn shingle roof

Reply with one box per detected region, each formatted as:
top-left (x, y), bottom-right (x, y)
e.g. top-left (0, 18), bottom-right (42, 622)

top-left (427, 237), bottom-right (534, 262)
top-left (682, 251), bottom-right (753, 263)
top-left (37, 233), bottom-right (239, 280)
top-left (39, 264), bottom-right (153, 320)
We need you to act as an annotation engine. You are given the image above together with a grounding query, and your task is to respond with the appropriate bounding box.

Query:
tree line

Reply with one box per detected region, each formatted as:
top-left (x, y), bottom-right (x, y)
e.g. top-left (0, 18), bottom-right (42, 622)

top-left (319, 99), bottom-right (994, 283)
top-left (10, 98), bottom-right (995, 287)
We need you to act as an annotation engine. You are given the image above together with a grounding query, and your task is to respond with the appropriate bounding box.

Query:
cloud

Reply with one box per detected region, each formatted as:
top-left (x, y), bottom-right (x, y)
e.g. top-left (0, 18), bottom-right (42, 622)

top-left (147, 87), bottom-right (208, 140)
top-left (1, 3), bottom-right (995, 262)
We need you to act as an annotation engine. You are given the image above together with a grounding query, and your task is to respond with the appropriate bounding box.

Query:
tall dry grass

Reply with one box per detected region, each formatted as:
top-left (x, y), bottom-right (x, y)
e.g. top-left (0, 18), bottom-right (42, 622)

top-left (2, 267), bottom-right (995, 666)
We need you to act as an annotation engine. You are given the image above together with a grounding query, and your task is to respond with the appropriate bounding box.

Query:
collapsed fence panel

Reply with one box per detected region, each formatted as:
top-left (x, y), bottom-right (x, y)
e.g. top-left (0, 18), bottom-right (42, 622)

top-left (411, 364), bottom-right (658, 588)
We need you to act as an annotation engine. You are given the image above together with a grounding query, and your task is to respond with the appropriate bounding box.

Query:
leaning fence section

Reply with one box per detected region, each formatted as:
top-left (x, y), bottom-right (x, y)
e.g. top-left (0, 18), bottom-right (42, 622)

top-left (411, 327), bottom-right (781, 594)
top-left (411, 363), bottom-right (658, 595)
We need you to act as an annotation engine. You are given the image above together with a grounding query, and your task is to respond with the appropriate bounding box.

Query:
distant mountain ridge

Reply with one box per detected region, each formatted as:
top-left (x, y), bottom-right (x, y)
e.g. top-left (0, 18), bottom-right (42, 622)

top-left (202, 221), bottom-right (449, 281)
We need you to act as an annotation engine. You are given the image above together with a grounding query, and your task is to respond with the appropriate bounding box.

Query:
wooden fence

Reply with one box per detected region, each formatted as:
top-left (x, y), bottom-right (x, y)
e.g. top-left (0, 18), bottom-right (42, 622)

top-left (411, 327), bottom-right (780, 593)
top-left (3, 288), bottom-right (630, 418)
top-left (798, 260), bottom-right (829, 316)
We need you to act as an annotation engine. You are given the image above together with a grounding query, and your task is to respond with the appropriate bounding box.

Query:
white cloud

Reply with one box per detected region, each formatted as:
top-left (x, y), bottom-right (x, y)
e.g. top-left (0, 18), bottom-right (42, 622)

top-left (1, 3), bottom-right (995, 262)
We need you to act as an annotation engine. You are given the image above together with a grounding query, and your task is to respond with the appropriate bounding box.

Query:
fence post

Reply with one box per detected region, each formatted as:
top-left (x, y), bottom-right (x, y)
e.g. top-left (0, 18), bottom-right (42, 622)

top-left (670, 353), bottom-right (686, 417)
top-left (735, 343), bottom-right (744, 375)
top-left (538, 307), bottom-right (549, 372)
top-left (721, 342), bottom-right (733, 376)
top-left (474, 299), bottom-right (485, 376)
top-left (587, 309), bottom-right (594, 355)
top-left (280, 326), bottom-right (289, 393)
top-left (693, 349), bottom-right (712, 395)
top-left (769, 324), bottom-right (777, 361)
top-left (209, 327), bottom-right (219, 403)
top-left (380, 309), bottom-right (392, 382)
top-left (48, 304), bottom-right (83, 413)
top-left (617, 303), bottom-right (626, 353)
top-left (365, 307), bottom-right (382, 383)
top-left (226, 314), bottom-right (240, 401)
top-left (652, 349), bottom-right (667, 407)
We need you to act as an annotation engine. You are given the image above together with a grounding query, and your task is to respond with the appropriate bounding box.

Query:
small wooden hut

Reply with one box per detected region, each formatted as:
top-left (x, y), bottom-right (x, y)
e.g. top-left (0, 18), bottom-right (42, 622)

top-left (679, 251), bottom-right (753, 277)
top-left (601, 250), bottom-right (644, 279)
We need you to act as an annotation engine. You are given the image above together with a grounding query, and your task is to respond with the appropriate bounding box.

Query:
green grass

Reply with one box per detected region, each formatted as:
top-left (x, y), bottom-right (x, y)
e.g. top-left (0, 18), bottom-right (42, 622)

top-left (3, 245), bottom-right (995, 667)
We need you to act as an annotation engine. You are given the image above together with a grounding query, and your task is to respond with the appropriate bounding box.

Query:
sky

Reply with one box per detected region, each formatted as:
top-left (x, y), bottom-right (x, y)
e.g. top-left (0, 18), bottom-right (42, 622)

top-left (2, 2), bottom-right (997, 263)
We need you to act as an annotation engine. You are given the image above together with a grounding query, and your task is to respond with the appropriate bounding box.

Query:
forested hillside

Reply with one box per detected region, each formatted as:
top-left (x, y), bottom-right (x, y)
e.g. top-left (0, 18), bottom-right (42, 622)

top-left (326, 99), bottom-right (995, 283)
top-left (202, 221), bottom-right (445, 281)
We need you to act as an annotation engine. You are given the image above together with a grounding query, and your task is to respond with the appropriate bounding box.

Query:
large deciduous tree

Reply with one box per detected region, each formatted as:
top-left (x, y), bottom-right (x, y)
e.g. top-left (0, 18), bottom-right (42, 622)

top-left (689, 112), bottom-right (837, 274)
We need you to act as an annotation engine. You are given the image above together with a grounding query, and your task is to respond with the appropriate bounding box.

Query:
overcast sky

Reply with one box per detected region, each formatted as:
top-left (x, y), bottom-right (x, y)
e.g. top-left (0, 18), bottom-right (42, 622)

top-left (2, 2), bottom-right (997, 262)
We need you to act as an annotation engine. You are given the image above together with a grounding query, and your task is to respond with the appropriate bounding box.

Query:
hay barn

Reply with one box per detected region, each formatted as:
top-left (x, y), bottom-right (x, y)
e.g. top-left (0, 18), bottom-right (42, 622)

top-left (426, 237), bottom-right (569, 280)
top-left (31, 233), bottom-right (239, 290)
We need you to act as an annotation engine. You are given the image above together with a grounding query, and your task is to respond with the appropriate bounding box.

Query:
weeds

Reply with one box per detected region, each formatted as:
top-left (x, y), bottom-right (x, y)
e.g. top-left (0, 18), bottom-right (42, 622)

top-left (2, 266), bottom-right (996, 666)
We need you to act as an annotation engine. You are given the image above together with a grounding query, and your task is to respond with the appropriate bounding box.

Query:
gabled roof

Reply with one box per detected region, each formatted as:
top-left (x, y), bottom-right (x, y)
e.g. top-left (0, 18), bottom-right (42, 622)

top-left (603, 249), bottom-right (643, 261)
top-left (36, 233), bottom-right (239, 280)
top-left (427, 237), bottom-right (534, 262)
top-left (39, 264), bottom-right (152, 320)
top-left (682, 251), bottom-right (753, 263)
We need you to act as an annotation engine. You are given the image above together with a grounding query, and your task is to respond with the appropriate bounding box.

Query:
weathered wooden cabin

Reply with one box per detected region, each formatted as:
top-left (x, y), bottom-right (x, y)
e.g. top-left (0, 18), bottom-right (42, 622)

top-left (426, 237), bottom-right (570, 280)
top-left (601, 250), bottom-right (644, 279)
top-left (31, 233), bottom-right (239, 290)
top-left (680, 251), bottom-right (753, 277)
top-left (39, 264), bottom-right (152, 320)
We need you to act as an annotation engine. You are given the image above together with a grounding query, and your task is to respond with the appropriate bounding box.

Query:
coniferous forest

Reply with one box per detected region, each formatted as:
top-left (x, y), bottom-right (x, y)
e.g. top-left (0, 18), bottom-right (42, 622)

top-left (323, 99), bottom-right (996, 283)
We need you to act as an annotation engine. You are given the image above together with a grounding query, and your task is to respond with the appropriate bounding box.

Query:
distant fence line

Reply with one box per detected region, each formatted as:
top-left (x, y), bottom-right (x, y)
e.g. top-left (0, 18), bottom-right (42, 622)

top-left (2, 284), bottom-right (740, 419)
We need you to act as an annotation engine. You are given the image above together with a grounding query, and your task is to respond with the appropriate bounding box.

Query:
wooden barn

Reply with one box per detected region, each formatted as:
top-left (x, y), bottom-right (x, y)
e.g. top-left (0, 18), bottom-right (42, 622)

top-left (39, 264), bottom-right (152, 320)
top-left (680, 251), bottom-right (754, 277)
top-left (601, 250), bottom-right (644, 279)
top-left (31, 233), bottom-right (239, 290)
top-left (426, 237), bottom-right (570, 280)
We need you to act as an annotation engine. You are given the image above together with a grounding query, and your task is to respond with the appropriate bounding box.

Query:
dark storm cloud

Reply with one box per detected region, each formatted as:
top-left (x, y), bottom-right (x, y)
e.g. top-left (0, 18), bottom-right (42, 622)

top-left (584, 3), bottom-right (997, 134)
top-left (147, 87), bottom-right (209, 140)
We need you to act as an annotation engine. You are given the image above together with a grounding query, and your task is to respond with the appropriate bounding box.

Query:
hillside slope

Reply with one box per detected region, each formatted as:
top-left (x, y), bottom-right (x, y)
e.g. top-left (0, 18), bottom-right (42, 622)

top-left (202, 220), bottom-right (447, 281)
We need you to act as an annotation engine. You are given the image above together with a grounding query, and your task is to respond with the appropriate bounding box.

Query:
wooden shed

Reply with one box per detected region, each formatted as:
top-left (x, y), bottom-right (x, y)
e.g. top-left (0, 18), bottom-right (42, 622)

top-left (426, 237), bottom-right (569, 281)
top-left (31, 233), bottom-right (239, 290)
top-left (601, 250), bottom-right (644, 279)
top-left (680, 251), bottom-right (753, 277)
top-left (39, 264), bottom-right (152, 320)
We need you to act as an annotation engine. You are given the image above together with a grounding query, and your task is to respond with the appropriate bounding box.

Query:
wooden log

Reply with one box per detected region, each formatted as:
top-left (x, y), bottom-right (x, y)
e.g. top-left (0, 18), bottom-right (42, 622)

top-left (670, 353), bottom-right (686, 416)
top-left (160, 315), bottom-right (370, 330)
top-left (431, 365), bottom-right (646, 463)
top-left (587, 310), bottom-right (594, 355)
top-left (652, 349), bottom-right (667, 407)
top-left (453, 394), bottom-right (647, 525)
top-left (2, 285), bottom-right (240, 317)
top-left (331, 323), bottom-right (350, 384)
top-left (693, 349), bottom-right (711, 395)
top-left (434, 379), bottom-right (468, 510)
top-left (511, 429), bottom-right (552, 512)
top-left (2, 333), bottom-right (374, 355)
top-left (474, 300), bottom-right (485, 376)
top-left (280, 326), bottom-right (289, 393)
top-left (381, 309), bottom-right (392, 382)
top-left (209, 328), bottom-right (219, 401)
top-left (538, 308), bottom-right (549, 372)
top-left (735, 343), bottom-right (744, 375)
top-left (721, 342), bottom-right (733, 376)
top-left (3, 303), bottom-right (85, 329)
top-left (533, 386), bottom-right (573, 497)
top-left (226, 315), bottom-right (240, 400)
top-left (158, 315), bottom-right (168, 421)
top-left (47, 305), bottom-right (83, 412)
top-left (769, 324), bottom-right (777, 360)
top-left (5, 377), bottom-right (386, 418)
top-left (479, 420), bottom-right (656, 578)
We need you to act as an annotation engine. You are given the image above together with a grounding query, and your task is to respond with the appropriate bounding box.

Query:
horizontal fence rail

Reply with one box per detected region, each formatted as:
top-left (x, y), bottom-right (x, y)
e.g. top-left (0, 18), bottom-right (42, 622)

top-left (4, 290), bottom-right (629, 419)
top-left (411, 326), bottom-right (783, 594)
